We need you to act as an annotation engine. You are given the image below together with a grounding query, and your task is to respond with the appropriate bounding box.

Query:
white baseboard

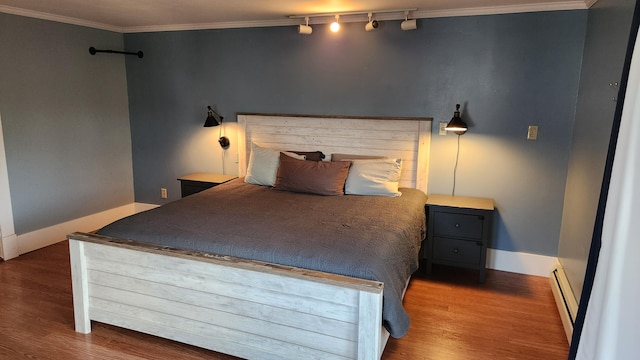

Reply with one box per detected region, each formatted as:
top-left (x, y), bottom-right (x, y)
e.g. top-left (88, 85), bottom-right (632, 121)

top-left (0, 233), bottom-right (18, 260)
top-left (14, 202), bottom-right (159, 256)
top-left (486, 248), bottom-right (557, 277)
top-left (550, 261), bottom-right (578, 344)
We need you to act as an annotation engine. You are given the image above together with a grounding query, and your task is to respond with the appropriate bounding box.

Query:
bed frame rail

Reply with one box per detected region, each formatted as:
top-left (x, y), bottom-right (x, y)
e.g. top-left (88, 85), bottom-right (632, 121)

top-left (68, 232), bottom-right (386, 360)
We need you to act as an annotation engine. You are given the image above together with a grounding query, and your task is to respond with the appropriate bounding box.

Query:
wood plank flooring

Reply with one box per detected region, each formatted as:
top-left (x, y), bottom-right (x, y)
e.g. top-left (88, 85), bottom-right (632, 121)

top-left (0, 241), bottom-right (568, 359)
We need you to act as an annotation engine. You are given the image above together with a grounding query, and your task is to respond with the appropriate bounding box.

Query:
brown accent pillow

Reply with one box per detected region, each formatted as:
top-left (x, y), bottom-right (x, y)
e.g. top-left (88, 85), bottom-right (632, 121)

top-left (331, 153), bottom-right (385, 162)
top-left (274, 153), bottom-right (351, 196)
top-left (289, 151), bottom-right (326, 161)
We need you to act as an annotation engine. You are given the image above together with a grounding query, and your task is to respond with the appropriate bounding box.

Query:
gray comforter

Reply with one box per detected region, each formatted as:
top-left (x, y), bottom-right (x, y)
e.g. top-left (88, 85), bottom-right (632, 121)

top-left (98, 178), bottom-right (426, 338)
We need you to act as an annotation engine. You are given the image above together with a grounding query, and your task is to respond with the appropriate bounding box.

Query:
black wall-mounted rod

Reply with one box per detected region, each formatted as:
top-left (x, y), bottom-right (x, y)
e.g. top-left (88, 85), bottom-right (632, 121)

top-left (89, 46), bottom-right (144, 58)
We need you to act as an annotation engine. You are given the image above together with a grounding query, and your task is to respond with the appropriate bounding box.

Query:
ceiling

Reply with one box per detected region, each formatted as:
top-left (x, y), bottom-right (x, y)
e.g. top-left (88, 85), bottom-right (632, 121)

top-left (0, 0), bottom-right (595, 33)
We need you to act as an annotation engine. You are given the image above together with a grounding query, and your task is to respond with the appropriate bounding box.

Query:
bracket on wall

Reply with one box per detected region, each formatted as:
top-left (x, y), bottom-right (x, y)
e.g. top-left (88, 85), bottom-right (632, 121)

top-left (610, 81), bottom-right (619, 102)
top-left (89, 47), bottom-right (144, 58)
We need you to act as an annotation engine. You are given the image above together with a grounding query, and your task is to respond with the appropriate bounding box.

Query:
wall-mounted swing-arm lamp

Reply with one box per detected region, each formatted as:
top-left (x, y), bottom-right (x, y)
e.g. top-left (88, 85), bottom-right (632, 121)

top-left (204, 106), bottom-right (222, 127)
top-left (445, 104), bottom-right (468, 135)
top-left (445, 103), bottom-right (469, 196)
top-left (203, 106), bottom-right (230, 149)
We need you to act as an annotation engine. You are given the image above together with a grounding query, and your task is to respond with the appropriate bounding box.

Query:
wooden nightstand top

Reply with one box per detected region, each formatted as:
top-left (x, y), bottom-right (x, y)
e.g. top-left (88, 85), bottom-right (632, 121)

top-left (426, 194), bottom-right (494, 211)
top-left (177, 173), bottom-right (237, 184)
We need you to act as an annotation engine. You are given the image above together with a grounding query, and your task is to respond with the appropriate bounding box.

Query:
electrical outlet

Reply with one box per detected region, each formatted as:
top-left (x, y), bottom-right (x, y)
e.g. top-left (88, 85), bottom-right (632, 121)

top-left (527, 125), bottom-right (538, 140)
top-left (161, 188), bottom-right (168, 199)
top-left (439, 122), bottom-right (448, 135)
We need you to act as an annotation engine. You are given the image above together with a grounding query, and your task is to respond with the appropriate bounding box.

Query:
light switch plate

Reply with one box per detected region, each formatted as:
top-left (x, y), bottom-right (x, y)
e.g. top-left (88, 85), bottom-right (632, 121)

top-left (527, 125), bottom-right (538, 140)
top-left (439, 122), bottom-right (448, 135)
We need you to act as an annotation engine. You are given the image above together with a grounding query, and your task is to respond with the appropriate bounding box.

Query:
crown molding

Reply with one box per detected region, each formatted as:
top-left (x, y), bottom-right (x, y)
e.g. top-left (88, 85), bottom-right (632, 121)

top-left (122, 19), bottom-right (299, 33)
top-left (1, 1), bottom-right (592, 34)
top-left (584, 0), bottom-right (599, 7)
top-left (412, 1), bottom-right (589, 19)
top-left (0, 5), bottom-right (123, 32)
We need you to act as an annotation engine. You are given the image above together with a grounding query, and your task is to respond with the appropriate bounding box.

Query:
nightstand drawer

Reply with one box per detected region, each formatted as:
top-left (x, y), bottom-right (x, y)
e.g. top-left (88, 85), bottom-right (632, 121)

top-left (432, 237), bottom-right (482, 265)
top-left (433, 212), bottom-right (484, 240)
top-left (181, 182), bottom-right (215, 197)
top-left (178, 173), bottom-right (238, 198)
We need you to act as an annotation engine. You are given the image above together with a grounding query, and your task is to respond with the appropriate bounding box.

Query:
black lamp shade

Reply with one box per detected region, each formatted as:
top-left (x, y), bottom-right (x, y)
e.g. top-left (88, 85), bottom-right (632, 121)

top-left (446, 104), bottom-right (468, 135)
top-left (204, 106), bottom-right (223, 127)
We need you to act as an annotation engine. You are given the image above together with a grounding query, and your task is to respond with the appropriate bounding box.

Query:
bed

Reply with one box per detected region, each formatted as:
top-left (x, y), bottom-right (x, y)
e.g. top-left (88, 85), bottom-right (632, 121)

top-left (68, 113), bottom-right (432, 360)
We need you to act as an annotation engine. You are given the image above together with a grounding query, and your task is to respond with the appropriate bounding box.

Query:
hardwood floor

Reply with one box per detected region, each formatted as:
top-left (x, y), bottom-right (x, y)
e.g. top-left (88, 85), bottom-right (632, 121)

top-left (0, 241), bottom-right (568, 359)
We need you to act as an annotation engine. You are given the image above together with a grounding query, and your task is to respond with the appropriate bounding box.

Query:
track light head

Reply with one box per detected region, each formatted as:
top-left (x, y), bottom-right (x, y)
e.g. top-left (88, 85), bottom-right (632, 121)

top-left (298, 16), bottom-right (312, 35)
top-left (298, 24), bottom-right (312, 34)
top-left (401, 19), bottom-right (417, 31)
top-left (330, 15), bottom-right (340, 32)
top-left (365, 12), bottom-right (378, 31)
top-left (401, 10), bottom-right (417, 31)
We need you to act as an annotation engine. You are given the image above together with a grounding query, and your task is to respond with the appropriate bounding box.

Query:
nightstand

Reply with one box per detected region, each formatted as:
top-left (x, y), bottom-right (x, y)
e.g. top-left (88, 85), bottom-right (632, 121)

top-left (177, 173), bottom-right (237, 197)
top-left (424, 194), bottom-right (494, 283)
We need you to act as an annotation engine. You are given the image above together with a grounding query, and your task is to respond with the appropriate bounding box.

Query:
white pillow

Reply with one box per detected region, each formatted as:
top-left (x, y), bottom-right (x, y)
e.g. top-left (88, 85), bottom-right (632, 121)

top-left (345, 158), bottom-right (403, 197)
top-left (245, 143), bottom-right (305, 186)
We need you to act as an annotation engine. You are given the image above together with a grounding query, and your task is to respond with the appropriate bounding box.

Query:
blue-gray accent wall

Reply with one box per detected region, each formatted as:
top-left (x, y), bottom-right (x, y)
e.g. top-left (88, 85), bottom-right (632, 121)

top-left (558, 0), bottom-right (635, 302)
top-left (124, 10), bottom-right (587, 257)
top-left (0, 13), bottom-right (134, 234)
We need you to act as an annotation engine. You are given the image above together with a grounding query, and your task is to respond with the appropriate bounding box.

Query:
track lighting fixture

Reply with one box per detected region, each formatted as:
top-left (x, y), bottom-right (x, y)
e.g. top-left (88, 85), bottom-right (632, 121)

top-left (365, 13), bottom-right (378, 31)
top-left (401, 11), bottom-right (417, 31)
top-left (298, 16), bottom-right (312, 35)
top-left (289, 8), bottom-right (417, 35)
top-left (330, 15), bottom-right (340, 32)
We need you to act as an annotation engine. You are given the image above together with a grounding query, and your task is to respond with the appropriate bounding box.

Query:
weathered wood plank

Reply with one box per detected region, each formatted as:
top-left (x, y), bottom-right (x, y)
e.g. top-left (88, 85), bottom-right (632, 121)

top-left (85, 254), bottom-right (359, 324)
top-left (68, 239), bottom-right (90, 333)
top-left (248, 135), bottom-right (417, 153)
top-left (89, 284), bottom-right (356, 356)
top-left (90, 306), bottom-right (351, 360)
top-left (416, 120), bottom-right (431, 194)
top-left (246, 124), bottom-right (419, 141)
top-left (237, 115), bottom-right (428, 129)
top-left (89, 270), bottom-right (358, 340)
top-left (84, 243), bottom-right (362, 313)
top-left (357, 290), bottom-right (384, 360)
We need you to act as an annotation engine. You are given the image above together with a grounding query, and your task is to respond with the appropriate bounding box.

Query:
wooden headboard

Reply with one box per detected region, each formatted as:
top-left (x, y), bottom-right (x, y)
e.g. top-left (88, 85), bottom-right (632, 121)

top-left (236, 113), bottom-right (432, 193)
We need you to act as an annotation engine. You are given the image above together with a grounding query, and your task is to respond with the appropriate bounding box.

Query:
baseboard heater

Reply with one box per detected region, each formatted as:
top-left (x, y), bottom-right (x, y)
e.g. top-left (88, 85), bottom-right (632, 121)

top-left (550, 264), bottom-right (579, 344)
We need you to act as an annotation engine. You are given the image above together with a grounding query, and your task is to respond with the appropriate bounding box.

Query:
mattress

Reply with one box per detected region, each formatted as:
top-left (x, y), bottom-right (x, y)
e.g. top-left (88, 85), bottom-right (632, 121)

top-left (98, 178), bottom-right (427, 338)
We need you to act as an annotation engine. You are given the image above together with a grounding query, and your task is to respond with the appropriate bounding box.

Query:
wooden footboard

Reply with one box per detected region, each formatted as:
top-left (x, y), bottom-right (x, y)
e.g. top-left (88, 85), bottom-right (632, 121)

top-left (68, 232), bottom-right (388, 360)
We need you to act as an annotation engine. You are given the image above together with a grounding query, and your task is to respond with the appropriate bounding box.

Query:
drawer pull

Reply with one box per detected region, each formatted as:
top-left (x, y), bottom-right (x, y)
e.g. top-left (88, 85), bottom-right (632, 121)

top-left (455, 223), bottom-right (461, 228)
top-left (453, 248), bottom-right (459, 254)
